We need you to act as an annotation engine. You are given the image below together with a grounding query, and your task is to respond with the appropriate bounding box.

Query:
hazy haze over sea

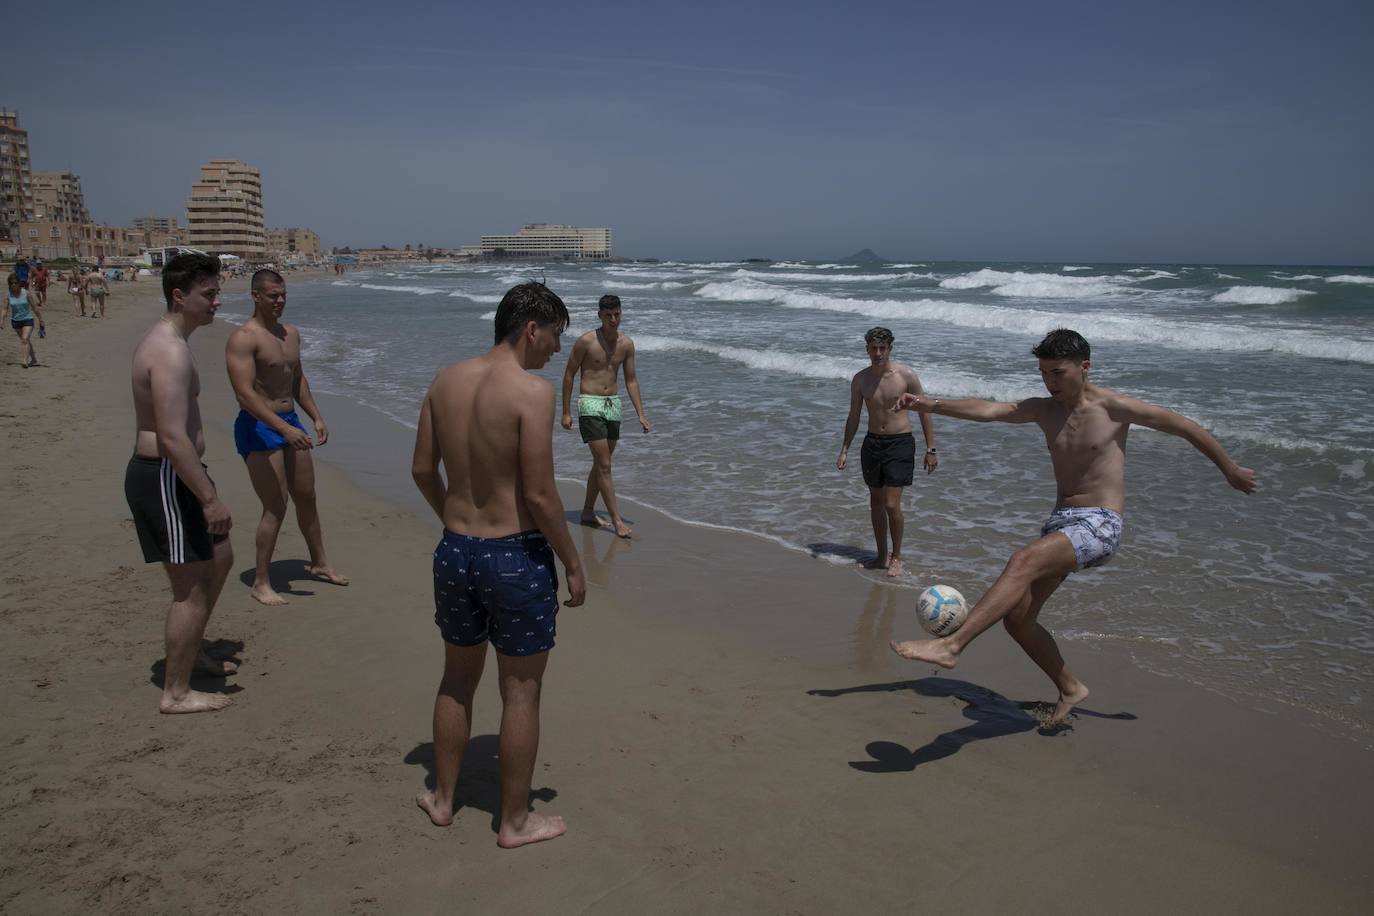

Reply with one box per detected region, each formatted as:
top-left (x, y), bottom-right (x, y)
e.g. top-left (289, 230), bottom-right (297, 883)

top-left (223, 259), bottom-right (1374, 741)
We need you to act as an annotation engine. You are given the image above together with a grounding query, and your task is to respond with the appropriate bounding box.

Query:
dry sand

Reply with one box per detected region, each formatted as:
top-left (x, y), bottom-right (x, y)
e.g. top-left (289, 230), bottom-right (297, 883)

top-left (1, 279), bottom-right (1371, 914)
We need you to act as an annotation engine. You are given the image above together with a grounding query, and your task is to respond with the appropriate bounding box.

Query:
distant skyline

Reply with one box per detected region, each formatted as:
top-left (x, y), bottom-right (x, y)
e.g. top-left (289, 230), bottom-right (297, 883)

top-left (9, 0), bottom-right (1372, 263)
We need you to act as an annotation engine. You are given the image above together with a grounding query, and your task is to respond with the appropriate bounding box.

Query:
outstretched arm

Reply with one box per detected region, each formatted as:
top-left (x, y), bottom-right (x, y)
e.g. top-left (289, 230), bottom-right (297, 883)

top-left (837, 376), bottom-right (863, 470)
top-left (1108, 395), bottom-right (1257, 494)
top-left (560, 337), bottom-right (585, 430)
top-left (894, 392), bottom-right (1042, 424)
top-left (623, 341), bottom-right (651, 432)
top-left (905, 370), bottom-right (938, 473)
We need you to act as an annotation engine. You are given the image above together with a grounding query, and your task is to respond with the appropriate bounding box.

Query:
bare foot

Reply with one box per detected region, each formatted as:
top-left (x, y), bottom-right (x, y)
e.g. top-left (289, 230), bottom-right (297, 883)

top-left (885, 557), bottom-right (905, 578)
top-left (159, 690), bottom-right (232, 714)
top-left (250, 583), bottom-right (289, 606)
top-left (579, 511), bottom-right (611, 529)
top-left (890, 638), bottom-right (960, 669)
top-left (307, 565), bottom-right (350, 586)
top-left (497, 812), bottom-right (567, 849)
top-left (612, 519), bottom-right (633, 539)
top-left (193, 652), bottom-right (238, 676)
top-left (416, 791), bottom-right (454, 827)
top-left (1050, 682), bottom-right (1090, 726)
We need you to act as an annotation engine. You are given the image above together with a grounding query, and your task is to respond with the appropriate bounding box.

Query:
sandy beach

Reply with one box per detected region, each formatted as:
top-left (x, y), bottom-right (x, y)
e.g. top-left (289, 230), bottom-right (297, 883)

top-left (1, 279), bottom-right (1371, 914)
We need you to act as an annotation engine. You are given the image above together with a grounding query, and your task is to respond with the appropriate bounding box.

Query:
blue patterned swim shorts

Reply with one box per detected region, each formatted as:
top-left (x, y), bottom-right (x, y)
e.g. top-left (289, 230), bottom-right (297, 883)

top-left (1041, 507), bottom-right (1124, 572)
top-left (433, 529), bottom-right (559, 656)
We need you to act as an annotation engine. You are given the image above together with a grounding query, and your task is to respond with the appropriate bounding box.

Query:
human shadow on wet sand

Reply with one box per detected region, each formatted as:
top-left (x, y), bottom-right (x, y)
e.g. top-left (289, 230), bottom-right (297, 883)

top-left (236, 558), bottom-right (320, 598)
top-left (808, 677), bottom-right (1137, 772)
top-left (148, 637), bottom-right (246, 694)
top-left (563, 509), bottom-right (637, 529)
top-left (404, 738), bottom-right (558, 832)
top-left (804, 542), bottom-right (874, 564)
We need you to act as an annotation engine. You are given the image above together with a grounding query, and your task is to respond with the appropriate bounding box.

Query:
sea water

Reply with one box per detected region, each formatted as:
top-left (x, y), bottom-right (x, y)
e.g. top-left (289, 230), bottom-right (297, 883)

top-left (223, 260), bottom-right (1374, 738)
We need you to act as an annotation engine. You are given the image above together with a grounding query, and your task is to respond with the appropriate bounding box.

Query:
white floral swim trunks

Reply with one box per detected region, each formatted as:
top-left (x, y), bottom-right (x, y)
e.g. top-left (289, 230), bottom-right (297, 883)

top-left (1042, 506), bottom-right (1123, 572)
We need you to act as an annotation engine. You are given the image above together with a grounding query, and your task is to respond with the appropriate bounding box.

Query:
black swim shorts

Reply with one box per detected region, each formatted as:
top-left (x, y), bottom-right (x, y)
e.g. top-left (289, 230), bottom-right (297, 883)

top-left (124, 455), bottom-right (228, 564)
top-left (860, 432), bottom-right (916, 488)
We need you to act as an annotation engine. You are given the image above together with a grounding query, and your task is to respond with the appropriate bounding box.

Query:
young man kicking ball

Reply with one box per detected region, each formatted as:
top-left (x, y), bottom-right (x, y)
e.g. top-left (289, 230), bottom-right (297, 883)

top-left (889, 329), bottom-right (1256, 724)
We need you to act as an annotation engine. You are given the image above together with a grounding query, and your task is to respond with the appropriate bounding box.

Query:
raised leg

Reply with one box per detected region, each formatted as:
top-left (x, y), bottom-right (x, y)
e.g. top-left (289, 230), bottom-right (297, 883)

top-left (244, 448), bottom-right (291, 605)
top-left (494, 650), bottom-right (566, 848)
top-left (892, 532), bottom-right (1077, 668)
top-left (417, 641), bottom-right (488, 826)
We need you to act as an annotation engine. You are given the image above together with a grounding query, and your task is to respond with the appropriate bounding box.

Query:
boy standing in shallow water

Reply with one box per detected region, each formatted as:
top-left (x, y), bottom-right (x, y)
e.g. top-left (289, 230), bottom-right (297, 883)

top-left (837, 327), bottom-right (938, 578)
top-left (412, 282), bottom-right (585, 848)
top-left (560, 294), bottom-right (651, 538)
top-left (889, 328), bottom-right (1256, 725)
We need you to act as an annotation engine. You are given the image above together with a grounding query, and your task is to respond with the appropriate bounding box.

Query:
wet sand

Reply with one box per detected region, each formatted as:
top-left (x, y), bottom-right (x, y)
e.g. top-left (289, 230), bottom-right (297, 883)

top-left (1, 281), bottom-right (1370, 913)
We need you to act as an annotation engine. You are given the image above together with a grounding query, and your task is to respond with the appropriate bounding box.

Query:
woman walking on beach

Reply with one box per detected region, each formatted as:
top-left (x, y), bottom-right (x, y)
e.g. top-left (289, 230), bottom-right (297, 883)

top-left (3, 274), bottom-right (41, 367)
top-left (69, 269), bottom-right (87, 316)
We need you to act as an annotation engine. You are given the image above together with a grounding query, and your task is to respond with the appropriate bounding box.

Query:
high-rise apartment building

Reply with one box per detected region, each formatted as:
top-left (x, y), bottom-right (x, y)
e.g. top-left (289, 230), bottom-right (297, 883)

top-left (479, 223), bottom-right (612, 259)
top-left (266, 227), bottom-right (321, 259)
top-left (185, 159), bottom-right (266, 258)
top-left (32, 171), bottom-right (91, 224)
top-left (0, 110), bottom-right (35, 246)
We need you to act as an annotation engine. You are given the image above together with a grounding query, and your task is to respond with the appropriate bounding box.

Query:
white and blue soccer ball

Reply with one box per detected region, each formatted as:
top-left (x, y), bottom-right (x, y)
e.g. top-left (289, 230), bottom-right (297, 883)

top-left (916, 585), bottom-right (968, 637)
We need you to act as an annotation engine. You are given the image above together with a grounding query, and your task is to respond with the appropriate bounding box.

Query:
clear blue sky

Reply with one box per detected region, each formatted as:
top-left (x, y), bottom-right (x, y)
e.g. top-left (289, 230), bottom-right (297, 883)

top-left (9, 0), bottom-right (1372, 262)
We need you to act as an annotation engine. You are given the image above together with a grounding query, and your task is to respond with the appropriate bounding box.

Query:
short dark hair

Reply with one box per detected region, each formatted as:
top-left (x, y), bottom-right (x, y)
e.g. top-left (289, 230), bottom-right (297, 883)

top-left (1031, 328), bottom-right (1090, 361)
top-left (251, 268), bottom-right (284, 290)
top-left (162, 253), bottom-right (221, 308)
top-left (494, 281), bottom-right (570, 344)
top-left (864, 327), bottom-right (894, 345)
top-left (598, 294), bottom-right (621, 312)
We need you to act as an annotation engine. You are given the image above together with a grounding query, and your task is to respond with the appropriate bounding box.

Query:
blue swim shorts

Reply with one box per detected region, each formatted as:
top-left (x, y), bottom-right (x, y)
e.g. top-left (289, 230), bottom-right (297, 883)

top-left (1042, 506), bottom-right (1124, 572)
top-left (433, 529), bottom-right (559, 656)
top-left (234, 408), bottom-right (307, 458)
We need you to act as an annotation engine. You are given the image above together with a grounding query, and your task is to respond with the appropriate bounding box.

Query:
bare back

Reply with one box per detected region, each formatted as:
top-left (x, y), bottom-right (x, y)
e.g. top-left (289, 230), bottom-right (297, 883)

top-left (573, 328), bottom-right (632, 396)
top-left (1032, 384), bottom-right (1129, 512)
top-left (131, 321), bottom-right (204, 459)
top-left (421, 353), bottom-right (551, 536)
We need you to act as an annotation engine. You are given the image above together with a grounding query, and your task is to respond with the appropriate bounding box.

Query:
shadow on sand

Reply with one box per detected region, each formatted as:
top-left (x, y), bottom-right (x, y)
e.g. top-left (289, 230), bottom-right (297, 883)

top-left (147, 637), bottom-right (246, 696)
top-left (809, 677), bottom-right (1137, 772)
top-left (404, 738), bottom-right (558, 833)
top-left (236, 558), bottom-right (328, 598)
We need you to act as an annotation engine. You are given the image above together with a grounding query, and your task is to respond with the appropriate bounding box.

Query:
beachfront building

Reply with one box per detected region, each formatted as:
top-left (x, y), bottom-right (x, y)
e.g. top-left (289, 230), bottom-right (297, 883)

top-left (1, 110), bottom-right (35, 251)
top-left (32, 172), bottom-right (91, 225)
top-left (479, 223), bottom-right (612, 260)
top-left (131, 215), bottom-right (179, 233)
top-left (185, 159), bottom-right (266, 259)
top-left (16, 218), bottom-right (168, 262)
top-left (266, 227), bottom-right (322, 259)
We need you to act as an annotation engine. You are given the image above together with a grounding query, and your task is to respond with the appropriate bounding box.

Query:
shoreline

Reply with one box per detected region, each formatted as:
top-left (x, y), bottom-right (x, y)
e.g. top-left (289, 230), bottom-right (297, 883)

top-left (1, 281), bottom-right (1371, 912)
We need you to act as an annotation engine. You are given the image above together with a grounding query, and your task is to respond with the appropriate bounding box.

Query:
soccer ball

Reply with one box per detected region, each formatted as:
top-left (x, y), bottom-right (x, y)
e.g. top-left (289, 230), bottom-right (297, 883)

top-left (916, 585), bottom-right (968, 637)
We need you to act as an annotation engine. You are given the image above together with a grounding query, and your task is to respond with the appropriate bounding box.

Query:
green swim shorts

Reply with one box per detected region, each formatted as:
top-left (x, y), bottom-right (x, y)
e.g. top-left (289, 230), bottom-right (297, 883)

top-left (578, 394), bottom-right (621, 443)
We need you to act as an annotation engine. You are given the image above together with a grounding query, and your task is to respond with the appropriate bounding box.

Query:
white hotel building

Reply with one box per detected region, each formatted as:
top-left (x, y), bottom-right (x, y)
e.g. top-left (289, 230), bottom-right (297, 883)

top-left (479, 223), bottom-right (612, 260)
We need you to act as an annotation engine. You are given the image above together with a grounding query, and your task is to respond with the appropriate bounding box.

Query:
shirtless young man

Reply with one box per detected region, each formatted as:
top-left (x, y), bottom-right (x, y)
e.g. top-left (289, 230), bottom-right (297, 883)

top-left (560, 294), bottom-right (651, 538)
top-left (412, 281), bottom-right (585, 848)
top-left (84, 266), bottom-right (109, 318)
top-left (225, 269), bottom-right (347, 606)
top-left (890, 328), bottom-right (1257, 724)
top-left (123, 253), bottom-right (237, 714)
top-left (837, 327), bottom-right (937, 578)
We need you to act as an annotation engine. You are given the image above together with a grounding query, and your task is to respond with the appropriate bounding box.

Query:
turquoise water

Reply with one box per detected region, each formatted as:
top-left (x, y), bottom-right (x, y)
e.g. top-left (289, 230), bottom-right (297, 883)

top-left (222, 260), bottom-right (1374, 738)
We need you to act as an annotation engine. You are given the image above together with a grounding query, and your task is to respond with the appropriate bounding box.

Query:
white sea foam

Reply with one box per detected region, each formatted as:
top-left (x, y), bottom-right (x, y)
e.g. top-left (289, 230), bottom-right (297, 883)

top-left (1327, 275), bottom-right (1374, 285)
top-left (1216, 273), bottom-right (1243, 280)
top-left (731, 269), bottom-right (933, 284)
top-left (634, 335), bottom-right (863, 380)
top-left (693, 281), bottom-right (1374, 364)
top-left (356, 283), bottom-right (447, 296)
top-left (1212, 286), bottom-right (1313, 305)
top-left (888, 263), bottom-right (926, 269)
top-left (1061, 266), bottom-right (1091, 272)
top-left (1288, 274), bottom-right (1322, 281)
top-left (938, 269), bottom-right (1131, 299)
top-left (447, 291), bottom-right (503, 303)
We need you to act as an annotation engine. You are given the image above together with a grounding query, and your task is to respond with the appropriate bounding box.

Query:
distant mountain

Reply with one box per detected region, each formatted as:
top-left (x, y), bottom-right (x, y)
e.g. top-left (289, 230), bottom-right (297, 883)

top-left (843, 248), bottom-right (884, 264)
